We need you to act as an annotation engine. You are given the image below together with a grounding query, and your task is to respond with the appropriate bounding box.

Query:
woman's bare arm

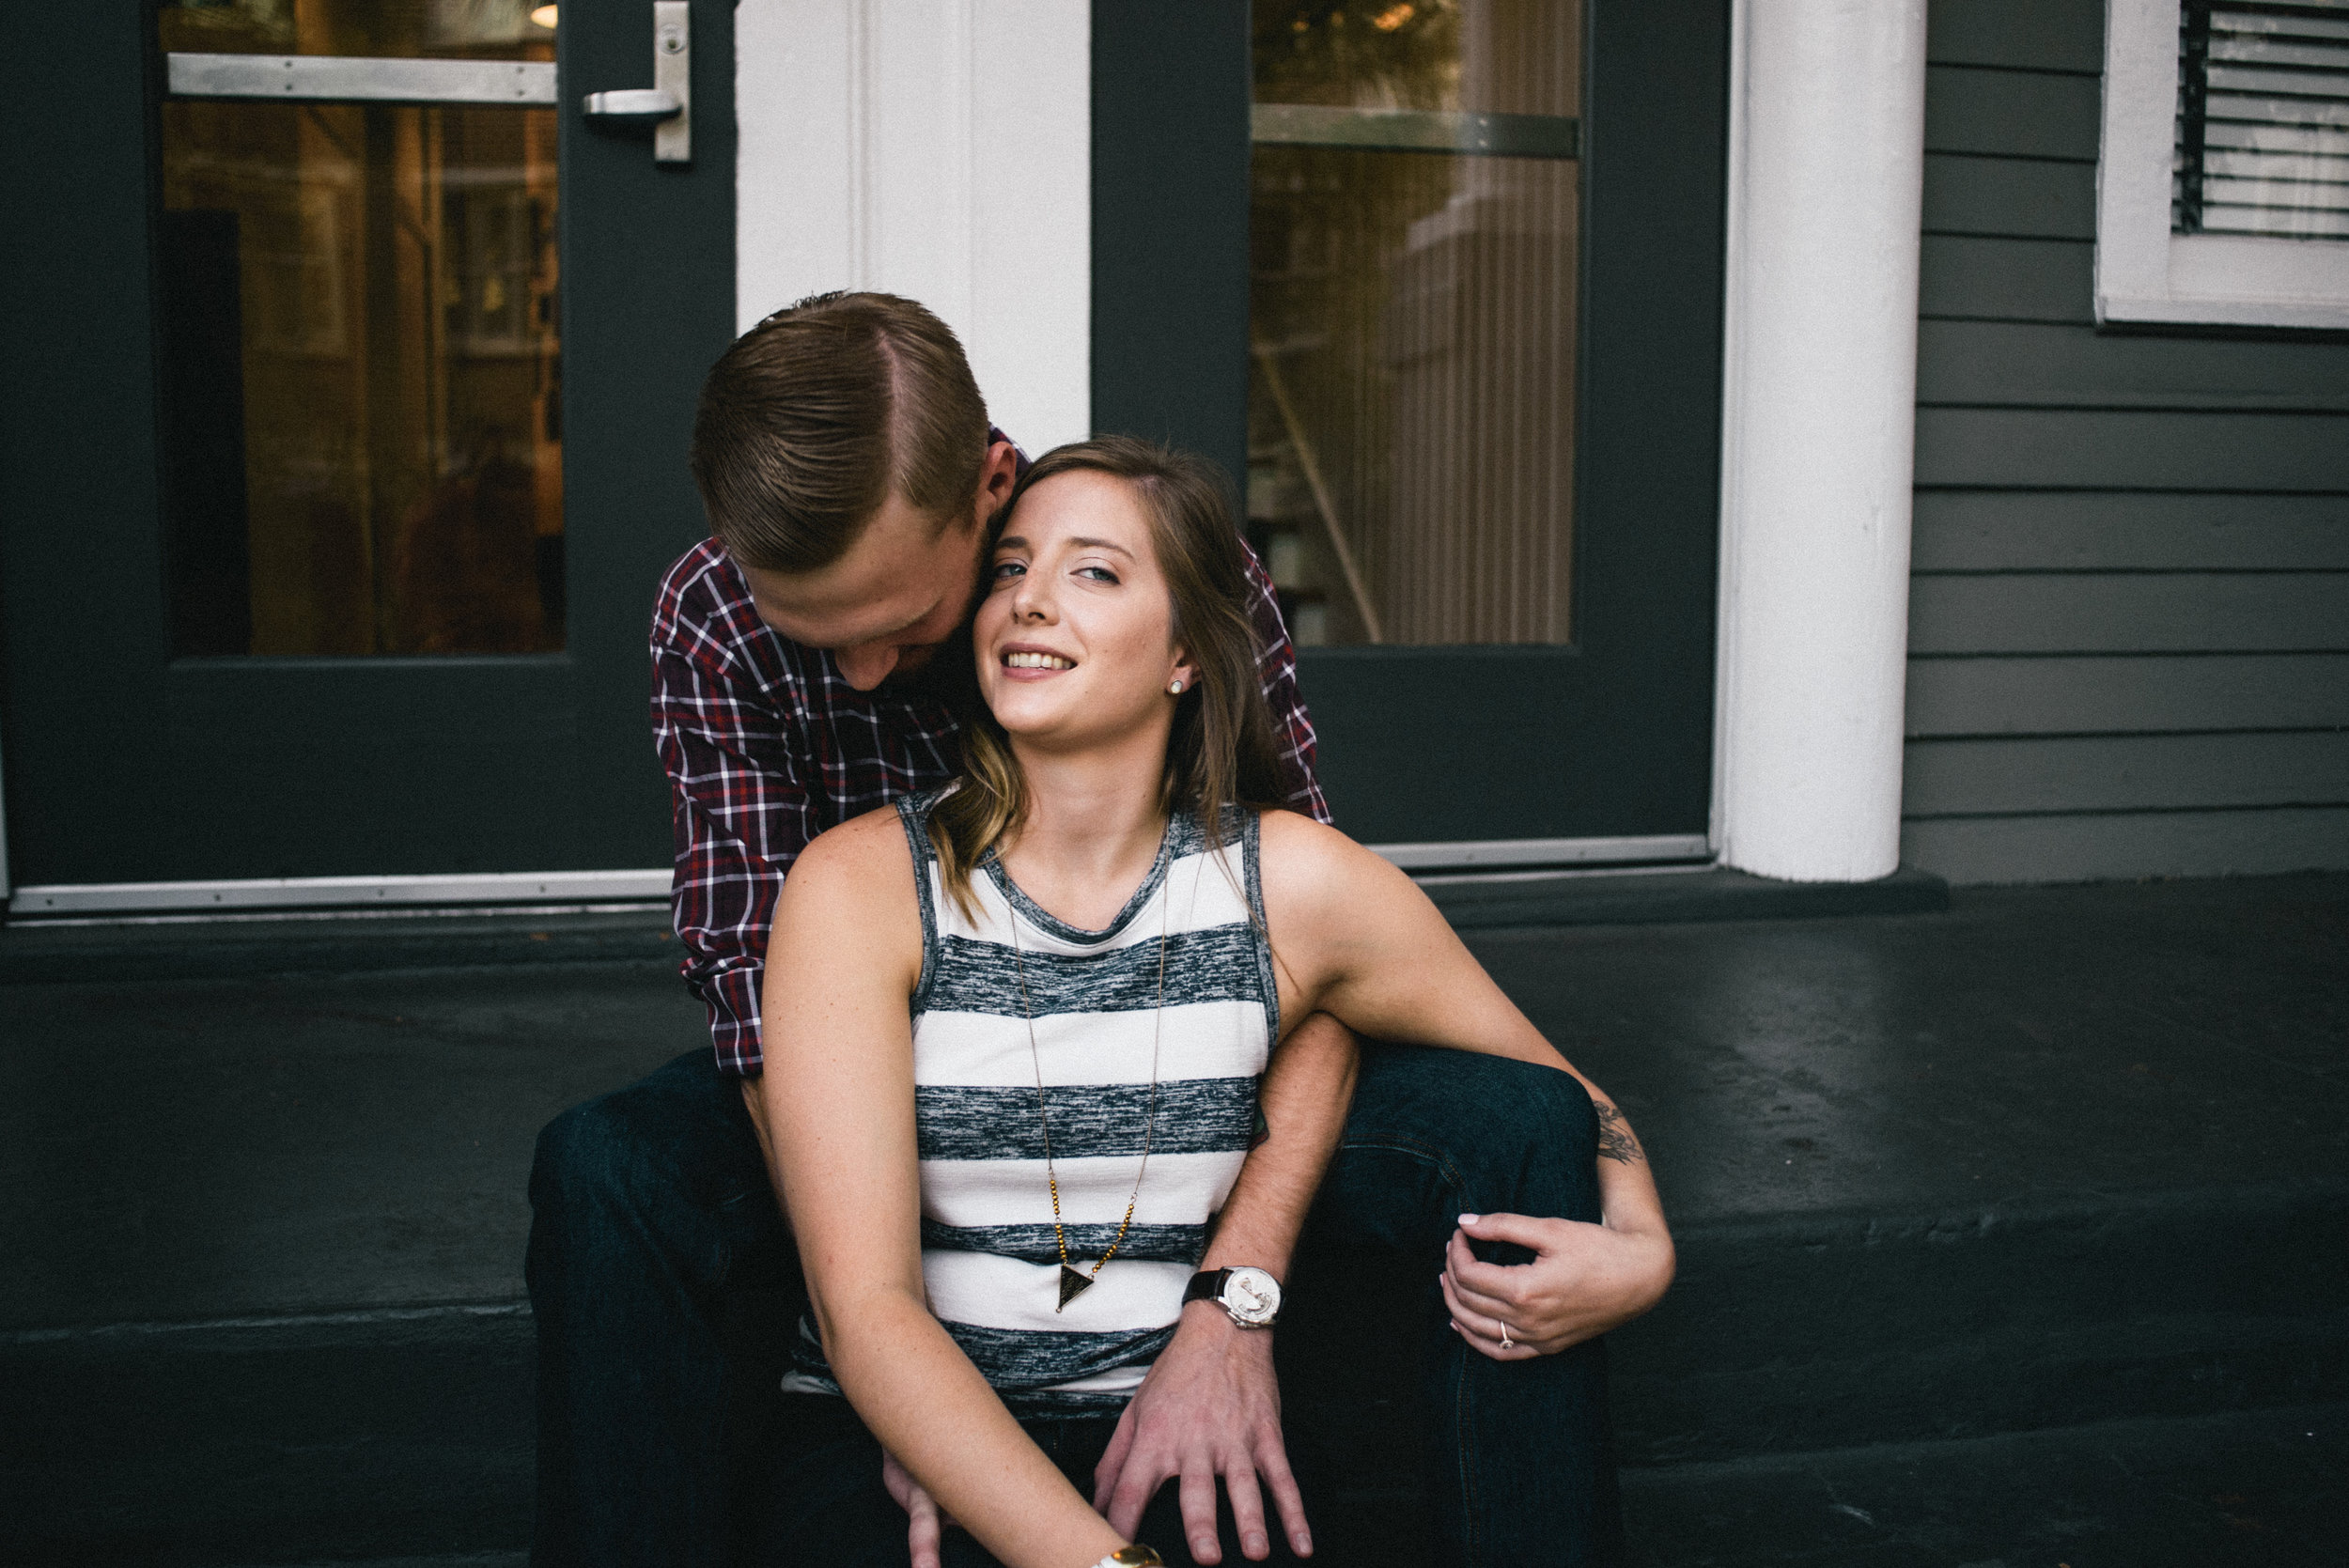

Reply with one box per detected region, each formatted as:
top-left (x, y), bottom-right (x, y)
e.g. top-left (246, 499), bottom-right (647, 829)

top-left (1256, 810), bottom-right (1673, 1346)
top-left (759, 810), bottom-right (1127, 1568)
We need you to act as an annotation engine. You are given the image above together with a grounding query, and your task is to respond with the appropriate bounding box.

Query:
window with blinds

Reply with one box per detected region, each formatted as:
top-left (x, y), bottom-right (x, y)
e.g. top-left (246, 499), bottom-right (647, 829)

top-left (2173, 0), bottom-right (2349, 240)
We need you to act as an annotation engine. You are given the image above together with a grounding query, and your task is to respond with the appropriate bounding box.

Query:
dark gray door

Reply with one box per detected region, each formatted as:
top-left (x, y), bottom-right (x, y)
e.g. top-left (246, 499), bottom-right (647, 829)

top-left (1094, 0), bottom-right (1726, 861)
top-left (0, 0), bottom-right (734, 894)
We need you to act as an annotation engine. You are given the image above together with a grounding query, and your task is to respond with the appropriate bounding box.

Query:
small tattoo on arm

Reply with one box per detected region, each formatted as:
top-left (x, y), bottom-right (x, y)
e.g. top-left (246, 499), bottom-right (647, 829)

top-left (1594, 1102), bottom-right (1645, 1165)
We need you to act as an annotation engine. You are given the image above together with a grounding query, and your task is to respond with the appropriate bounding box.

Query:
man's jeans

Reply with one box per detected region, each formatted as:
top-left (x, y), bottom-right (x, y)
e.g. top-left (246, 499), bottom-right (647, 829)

top-left (525, 1043), bottom-right (1623, 1567)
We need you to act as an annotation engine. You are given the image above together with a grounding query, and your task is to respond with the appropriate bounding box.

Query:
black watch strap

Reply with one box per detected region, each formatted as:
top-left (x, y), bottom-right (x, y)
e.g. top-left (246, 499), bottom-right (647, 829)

top-left (1183, 1268), bottom-right (1231, 1307)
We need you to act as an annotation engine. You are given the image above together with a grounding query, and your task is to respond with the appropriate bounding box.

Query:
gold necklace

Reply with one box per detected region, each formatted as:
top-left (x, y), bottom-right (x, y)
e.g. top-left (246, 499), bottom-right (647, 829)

top-left (1004, 857), bottom-right (1169, 1312)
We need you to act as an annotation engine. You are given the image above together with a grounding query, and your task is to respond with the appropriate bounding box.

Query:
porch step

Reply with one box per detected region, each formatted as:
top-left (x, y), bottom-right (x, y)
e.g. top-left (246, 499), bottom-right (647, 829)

top-left (3, 872), bottom-right (2341, 1563)
top-left (81, 1405), bottom-right (2349, 1568)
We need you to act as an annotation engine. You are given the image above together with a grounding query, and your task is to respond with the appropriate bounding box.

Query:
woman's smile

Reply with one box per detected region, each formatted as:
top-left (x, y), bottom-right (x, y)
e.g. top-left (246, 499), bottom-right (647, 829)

top-left (1000, 644), bottom-right (1078, 675)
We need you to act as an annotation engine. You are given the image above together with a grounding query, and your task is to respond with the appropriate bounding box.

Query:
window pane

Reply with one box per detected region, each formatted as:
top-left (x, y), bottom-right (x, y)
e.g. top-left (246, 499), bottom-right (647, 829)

top-left (156, 0), bottom-right (562, 657)
top-left (1250, 1), bottom-right (1581, 647)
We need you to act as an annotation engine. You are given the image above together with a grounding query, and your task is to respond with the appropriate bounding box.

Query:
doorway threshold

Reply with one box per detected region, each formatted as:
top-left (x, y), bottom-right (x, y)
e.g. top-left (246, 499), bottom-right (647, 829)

top-left (1417, 863), bottom-right (1950, 930)
top-left (8, 868), bottom-right (670, 922)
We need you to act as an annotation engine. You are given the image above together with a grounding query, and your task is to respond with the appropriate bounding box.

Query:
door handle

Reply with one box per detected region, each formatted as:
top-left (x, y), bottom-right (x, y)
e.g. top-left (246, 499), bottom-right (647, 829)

top-left (580, 1), bottom-right (690, 163)
top-left (582, 87), bottom-right (680, 120)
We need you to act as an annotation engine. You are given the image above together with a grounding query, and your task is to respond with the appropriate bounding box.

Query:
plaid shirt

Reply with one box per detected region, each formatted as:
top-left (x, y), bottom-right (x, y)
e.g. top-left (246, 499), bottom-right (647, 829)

top-left (650, 467), bottom-right (1330, 1077)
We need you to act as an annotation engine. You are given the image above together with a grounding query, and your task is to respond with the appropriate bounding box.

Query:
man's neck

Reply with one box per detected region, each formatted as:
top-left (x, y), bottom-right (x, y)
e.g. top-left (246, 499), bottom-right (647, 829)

top-left (999, 730), bottom-right (1172, 931)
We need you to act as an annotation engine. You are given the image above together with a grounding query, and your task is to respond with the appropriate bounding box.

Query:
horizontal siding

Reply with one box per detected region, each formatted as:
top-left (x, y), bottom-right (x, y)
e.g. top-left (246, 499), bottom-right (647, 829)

top-left (1924, 65), bottom-right (2099, 161)
top-left (1916, 409), bottom-right (2349, 489)
top-left (1909, 575), bottom-right (2349, 655)
top-left (1902, 807), bottom-right (2349, 885)
top-left (1905, 732), bottom-right (2349, 815)
top-left (1922, 154), bottom-right (2095, 240)
top-left (1912, 493), bottom-right (2349, 571)
top-left (1920, 237), bottom-right (2093, 323)
top-left (1916, 321), bottom-right (2349, 411)
top-left (1927, 0), bottom-right (2103, 74)
top-left (1902, 0), bottom-right (2349, 884)
top-left (1907, 654), bottom-right (2349, 736)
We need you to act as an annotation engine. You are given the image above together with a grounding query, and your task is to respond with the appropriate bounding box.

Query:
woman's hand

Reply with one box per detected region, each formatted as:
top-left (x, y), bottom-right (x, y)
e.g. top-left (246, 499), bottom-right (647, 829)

top-left (1438, 1211), bottom-right (1675, 1359)
top-left (883, 1447), bottom-right (956, 1568)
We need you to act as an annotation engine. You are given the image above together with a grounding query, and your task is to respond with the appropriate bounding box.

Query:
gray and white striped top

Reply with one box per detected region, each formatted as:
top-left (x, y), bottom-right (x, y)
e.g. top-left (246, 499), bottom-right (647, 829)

top-left (783, 787), bottom-right (1280, 1416)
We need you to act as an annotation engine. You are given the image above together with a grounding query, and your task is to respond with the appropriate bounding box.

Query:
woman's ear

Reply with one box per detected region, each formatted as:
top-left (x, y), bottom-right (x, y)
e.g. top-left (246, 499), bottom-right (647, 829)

top-left (1168, 648), bottom-right (1202, 696)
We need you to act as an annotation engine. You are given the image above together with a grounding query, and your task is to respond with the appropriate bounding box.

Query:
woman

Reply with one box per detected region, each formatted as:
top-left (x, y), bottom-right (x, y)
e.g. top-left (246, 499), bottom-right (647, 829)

top-left (756, 438), bottom-right (1672, 1568)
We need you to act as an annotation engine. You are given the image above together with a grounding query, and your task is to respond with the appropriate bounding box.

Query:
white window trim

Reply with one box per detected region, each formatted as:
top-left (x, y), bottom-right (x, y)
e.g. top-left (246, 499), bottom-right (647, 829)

top-left (2096, 0), bottom-right (2349, 330)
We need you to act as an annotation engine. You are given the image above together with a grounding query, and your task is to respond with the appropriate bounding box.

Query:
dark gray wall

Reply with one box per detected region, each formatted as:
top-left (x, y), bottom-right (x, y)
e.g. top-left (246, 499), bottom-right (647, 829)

top-left (1903, 0), bottom-right (2349, 884)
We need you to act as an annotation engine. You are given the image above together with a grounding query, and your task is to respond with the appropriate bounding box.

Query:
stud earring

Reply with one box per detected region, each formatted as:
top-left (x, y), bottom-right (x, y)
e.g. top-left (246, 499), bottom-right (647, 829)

top-left (1168, 679), bottom-right (1185, 695)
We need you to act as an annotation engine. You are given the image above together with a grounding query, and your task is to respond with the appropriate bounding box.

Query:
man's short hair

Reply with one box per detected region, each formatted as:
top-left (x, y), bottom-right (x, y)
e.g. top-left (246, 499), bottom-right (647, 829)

top-left (690, 291), bottom-right (989, 572)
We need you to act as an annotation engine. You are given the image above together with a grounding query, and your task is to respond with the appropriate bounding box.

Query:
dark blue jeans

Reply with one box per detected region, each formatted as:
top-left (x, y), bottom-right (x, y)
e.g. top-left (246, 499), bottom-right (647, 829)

top-left (526, 1043), bottom-right (1620, 1568)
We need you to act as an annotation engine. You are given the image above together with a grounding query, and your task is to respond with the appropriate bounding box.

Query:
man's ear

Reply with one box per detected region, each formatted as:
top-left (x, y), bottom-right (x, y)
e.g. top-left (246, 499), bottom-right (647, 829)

top-left (972, 440), bottom-right (1019, 523)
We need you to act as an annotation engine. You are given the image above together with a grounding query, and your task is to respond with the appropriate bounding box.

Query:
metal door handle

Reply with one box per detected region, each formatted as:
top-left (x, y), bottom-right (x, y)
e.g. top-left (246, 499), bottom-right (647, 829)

top-left (582, 87), bottom-right (680, 120)
top-left (580, 2), bottom-right (690, 163)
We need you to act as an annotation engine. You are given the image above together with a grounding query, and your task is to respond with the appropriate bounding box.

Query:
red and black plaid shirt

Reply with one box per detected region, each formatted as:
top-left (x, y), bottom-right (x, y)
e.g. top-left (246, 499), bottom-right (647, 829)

top-left (650, 459), bottom-right (1330, 1077)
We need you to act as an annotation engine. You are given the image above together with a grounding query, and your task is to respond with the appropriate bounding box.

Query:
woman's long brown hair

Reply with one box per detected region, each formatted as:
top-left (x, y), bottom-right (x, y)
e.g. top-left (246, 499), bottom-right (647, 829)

top-left (930, 437), bottom-right (1290, 918)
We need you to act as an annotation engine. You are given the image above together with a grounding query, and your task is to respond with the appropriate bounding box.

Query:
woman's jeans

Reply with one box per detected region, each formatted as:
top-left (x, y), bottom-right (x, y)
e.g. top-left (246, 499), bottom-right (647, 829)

top-left (525, 1043), bottom-right (1622, 1568)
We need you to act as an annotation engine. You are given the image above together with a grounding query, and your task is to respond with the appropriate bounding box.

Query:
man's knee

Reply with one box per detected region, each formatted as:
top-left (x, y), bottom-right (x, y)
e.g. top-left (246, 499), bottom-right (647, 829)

top-left (1484, 1055), bottom-right (1599, 1162)
top-left (1347, 1047), bottom-right (1600, 1216)
top-left (531, 1092), bottom-right (653, 1223)
top-left (529, 1051), bottom-right (739, 1221)
top-left (1354, 1045), bottom-right (1595, 1148)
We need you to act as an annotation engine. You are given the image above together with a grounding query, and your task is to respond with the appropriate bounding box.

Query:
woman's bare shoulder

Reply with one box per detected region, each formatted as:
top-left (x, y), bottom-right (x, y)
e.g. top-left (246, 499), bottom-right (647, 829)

top-left (1256, 806), bottom-right (1412, 908)
top-left (799, 802), bottom-right (916, 873)
top-left (777, 805), bottom-right (921, 931)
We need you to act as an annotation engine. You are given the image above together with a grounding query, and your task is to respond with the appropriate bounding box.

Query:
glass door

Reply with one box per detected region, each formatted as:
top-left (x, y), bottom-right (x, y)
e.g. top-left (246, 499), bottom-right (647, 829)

top-left (155, 2), bottom-right (568, 662)
top-left (1, 0), bottom-right (735, 907)
top-left (1244, 0), bottom-right (1726, 863)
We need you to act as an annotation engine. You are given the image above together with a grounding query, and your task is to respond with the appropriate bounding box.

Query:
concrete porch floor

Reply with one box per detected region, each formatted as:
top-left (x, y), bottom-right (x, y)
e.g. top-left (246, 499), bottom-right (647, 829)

top-left (3, 872), bottom-right (2344, 1564)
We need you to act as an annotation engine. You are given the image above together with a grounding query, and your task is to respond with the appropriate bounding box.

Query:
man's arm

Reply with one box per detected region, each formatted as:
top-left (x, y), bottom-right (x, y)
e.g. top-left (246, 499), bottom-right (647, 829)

top-left (1093, 1011), bottom-right (1359, 1564)
top-left (650, 556), bottom-right (821, 1079)
top-left (1238, 545), bottom-right (1331, 825)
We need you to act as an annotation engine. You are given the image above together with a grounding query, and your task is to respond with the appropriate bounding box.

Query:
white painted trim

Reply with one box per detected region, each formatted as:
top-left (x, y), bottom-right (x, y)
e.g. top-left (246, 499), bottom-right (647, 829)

top-left (0, 717), bottom-right (11, 901)
top-left (1369, 835), bottom-right (1711, 873)
top-left (734, 0), bottom-right (1091, 452)
top-left (8, 870), bottom-right (670, 918)
top-left (2095, 0), bottom-right (2349, 330)
top-left (1713, 0), bottom-right (1926, 884)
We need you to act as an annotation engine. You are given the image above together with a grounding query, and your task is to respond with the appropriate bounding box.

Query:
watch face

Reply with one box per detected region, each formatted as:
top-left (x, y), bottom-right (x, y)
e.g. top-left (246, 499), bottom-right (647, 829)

top-left (1220, 1266), bottom-right (1281, 1326)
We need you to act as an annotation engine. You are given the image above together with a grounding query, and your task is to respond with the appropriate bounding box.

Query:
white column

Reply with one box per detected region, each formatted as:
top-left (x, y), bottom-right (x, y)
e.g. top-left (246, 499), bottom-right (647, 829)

top-left (734, 0), bottom-right (1091, 452)
top-left (1712, 0), bottom-right (1928, 883)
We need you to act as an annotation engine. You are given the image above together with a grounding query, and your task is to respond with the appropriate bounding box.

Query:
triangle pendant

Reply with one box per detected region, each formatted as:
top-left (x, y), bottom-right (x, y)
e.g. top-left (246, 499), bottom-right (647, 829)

top-left (1057, 1265), bottom-right (1096, 1312)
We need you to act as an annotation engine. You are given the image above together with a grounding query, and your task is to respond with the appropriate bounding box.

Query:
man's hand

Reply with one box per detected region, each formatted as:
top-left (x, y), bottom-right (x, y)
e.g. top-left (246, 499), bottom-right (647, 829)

top-left (1439, 1211), bottom-right (1675, 1360)
top-left (1093, 1302), bottom-right (1311, 1563)
top-left (882, 1447), bottom-right (955, 1568)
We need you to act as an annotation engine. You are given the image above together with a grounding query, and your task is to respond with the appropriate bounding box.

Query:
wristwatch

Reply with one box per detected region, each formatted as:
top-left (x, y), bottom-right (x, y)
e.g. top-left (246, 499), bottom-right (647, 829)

top-left (1091, 1548), bottom-right (1163, 1567)
top-left (1184, 1265), bottom-right (1283, 1327)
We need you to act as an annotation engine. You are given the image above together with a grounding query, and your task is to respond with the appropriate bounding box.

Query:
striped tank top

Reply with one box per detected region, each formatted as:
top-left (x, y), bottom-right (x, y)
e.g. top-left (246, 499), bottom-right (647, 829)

top-left (783, 786), bottom-right (1279, 1416)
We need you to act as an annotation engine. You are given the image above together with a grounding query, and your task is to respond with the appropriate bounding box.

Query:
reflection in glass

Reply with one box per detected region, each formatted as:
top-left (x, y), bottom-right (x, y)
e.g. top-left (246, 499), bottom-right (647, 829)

top-left (156, 0), bottom-right (562, 656)
top-left (1250, 1), bottom-right (1580, 647)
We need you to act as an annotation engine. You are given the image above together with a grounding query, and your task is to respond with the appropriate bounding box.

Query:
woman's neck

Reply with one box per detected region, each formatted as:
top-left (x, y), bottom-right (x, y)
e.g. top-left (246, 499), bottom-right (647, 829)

top-left (999, 728), bottom-right (1171, 931)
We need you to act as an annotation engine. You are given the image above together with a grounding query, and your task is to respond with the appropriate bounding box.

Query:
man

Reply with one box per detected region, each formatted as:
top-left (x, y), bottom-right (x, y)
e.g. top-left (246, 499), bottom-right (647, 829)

top-left (526, 292), bottom-right (1672, 1568)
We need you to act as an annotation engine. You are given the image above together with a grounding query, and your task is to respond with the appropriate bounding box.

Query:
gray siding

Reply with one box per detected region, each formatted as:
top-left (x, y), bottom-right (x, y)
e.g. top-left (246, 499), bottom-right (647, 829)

top-left (1904, 0), bottom-right (2349, 885)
